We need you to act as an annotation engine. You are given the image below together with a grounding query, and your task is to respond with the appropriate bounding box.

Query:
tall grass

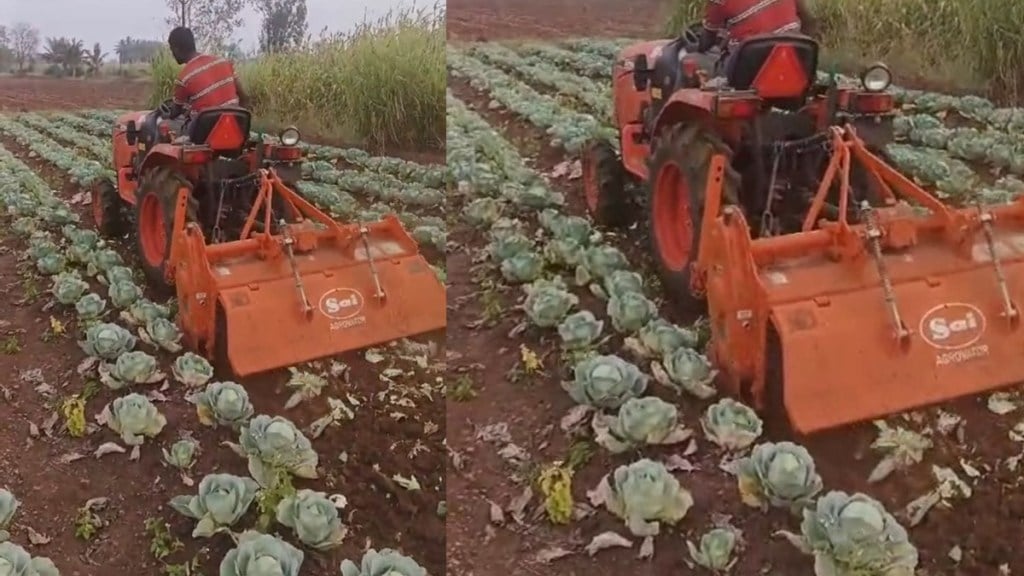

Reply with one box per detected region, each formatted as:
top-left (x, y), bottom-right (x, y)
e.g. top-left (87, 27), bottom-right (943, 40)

top-left (666, 0), bottom-right (1024, 102)
top-left (149, 2), bottom-right (445, 151)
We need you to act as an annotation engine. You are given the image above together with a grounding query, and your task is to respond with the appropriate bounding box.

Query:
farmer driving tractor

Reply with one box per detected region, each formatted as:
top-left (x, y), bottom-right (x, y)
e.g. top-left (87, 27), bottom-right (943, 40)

top-left (694, 0), bottom-right (820, 65)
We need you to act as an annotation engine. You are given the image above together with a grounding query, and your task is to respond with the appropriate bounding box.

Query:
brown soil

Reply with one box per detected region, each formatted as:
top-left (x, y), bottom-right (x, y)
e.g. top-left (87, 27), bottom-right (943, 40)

top-left (0, 108), bottom-right (445, 574)
top-left (0, 77), bottom-right (150, 113)
top-left (447, 0), bottom-right (667, 41)
top-left (444, 3), bottom-right (1024, 574)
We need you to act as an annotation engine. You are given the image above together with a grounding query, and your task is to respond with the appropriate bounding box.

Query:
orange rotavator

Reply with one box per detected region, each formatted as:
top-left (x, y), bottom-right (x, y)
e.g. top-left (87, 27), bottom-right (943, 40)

top-left (584, 30), bottom-right (1024, 434)
top-left (91, 103), bottom-right (446, 377)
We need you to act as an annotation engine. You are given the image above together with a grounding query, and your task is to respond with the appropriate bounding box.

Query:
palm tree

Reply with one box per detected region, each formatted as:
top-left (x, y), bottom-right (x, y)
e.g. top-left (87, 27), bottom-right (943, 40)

top-left (84, 43), bottom-right (106, 76)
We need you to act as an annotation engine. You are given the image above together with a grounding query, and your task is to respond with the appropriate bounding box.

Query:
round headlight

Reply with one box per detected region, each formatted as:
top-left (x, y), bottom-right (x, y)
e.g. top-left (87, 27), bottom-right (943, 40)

top-left (861, 63), bottom-right (892, 92)
top-left (280, 126), bottom-right (300, 146)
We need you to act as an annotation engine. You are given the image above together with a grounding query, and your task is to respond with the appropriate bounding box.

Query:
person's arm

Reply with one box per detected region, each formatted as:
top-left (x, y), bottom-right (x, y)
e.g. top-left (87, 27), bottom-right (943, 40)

top-left (234, 77), bottom-right (250, 108)
top-left (164, 77), bottom-right (188, 119)
top-left (698, 0), bottom-right (725, 52)
top-left (795, 0), bottom-right (820, 37)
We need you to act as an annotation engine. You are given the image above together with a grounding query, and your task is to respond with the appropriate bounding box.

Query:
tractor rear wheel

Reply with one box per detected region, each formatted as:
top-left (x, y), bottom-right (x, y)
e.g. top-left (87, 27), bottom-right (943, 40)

top-left (648, 124), bottom-right (739, 314)
top-left (581, 140), bottom-right (632, 226)
top-left (91, 178), bottom-right (124, 237)
top-left (134, 168), bottom-right (193, 293)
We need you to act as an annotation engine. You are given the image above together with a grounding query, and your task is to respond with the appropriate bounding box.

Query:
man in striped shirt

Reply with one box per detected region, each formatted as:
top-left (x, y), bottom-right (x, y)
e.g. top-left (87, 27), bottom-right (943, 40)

top-left (696, 0), bottom-right (819, 52)
top-left (159, 27), bottom-right (250, 121)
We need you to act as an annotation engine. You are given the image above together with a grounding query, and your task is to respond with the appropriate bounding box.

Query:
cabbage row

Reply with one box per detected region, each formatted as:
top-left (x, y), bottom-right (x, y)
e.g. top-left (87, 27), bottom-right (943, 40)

top-left (447, 48), bottom-right (614, 152)
top-left (0, 116), bottom-right (112, 186)
top-left (0, 135), bottom-right (433, 573)
top-left (469, 43), bottom-right (612, 119)
top-left (451, 91), bottom-right (921, 573)
top-left (516, 43), bottom-right (612, 78)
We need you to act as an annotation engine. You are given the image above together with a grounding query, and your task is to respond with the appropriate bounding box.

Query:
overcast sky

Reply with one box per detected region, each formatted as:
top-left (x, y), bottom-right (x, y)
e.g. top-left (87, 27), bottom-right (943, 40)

top-left (0, 0), bottom-right (429, 53)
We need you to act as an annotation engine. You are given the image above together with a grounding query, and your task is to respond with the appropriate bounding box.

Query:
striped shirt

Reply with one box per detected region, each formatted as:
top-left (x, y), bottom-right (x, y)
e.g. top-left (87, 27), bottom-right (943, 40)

top-left (703, 0), bottom-right (802, 46)
top-left (172, 54), bottom-right (241, 115)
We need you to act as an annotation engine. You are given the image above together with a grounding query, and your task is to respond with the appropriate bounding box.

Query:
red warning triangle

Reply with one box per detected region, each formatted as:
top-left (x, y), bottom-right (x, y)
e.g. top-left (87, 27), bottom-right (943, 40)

top-left (206, 113), bottom-right (246, 150)
top-left (751, 44), bottom-right (809, 99)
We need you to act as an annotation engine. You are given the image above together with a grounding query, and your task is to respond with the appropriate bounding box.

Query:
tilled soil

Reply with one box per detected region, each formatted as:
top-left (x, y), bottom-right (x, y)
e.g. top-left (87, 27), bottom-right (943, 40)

top-left (0, 77), bottom-right (149, 113)
top-left (0, 115), bottom-right (446, 575)
top-left (444, 4), bottom-right (1024, 573)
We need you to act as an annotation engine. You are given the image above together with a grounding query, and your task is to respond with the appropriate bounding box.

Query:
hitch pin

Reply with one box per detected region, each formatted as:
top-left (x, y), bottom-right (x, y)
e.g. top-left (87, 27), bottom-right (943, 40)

top-left (281, 222), bottom-right (314, 318)
top-left (862, 202), bottom-right (911, 342)
top-left (979, 211), bottom-right (1019, 324)
top-left (359, 223), bottom-right (386, 301)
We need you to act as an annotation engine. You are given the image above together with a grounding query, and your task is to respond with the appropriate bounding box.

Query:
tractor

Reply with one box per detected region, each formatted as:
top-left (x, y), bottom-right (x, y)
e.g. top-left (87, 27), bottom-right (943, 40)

top-left (583, 30), bottom-right (1024, 434)
top-left (91, 102), bottom-right (447, 377)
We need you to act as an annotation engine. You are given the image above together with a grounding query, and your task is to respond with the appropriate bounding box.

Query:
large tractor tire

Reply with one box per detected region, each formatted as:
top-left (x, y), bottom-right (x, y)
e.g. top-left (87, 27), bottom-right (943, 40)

top-left (647, 124), bottom-right (740, 315)
top-left (90, 178), bottom-right (124, 237)
top-left (581, 140), bottom-right (633, 226)
top-left (134, 168), bottom-right (195, 293)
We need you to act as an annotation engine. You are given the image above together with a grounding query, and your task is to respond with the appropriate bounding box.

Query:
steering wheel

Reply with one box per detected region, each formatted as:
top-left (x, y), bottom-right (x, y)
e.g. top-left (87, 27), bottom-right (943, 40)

top-left (683, 22), bottom-right (702, 47)
top-left (155, 98), bottom-right (176, 118)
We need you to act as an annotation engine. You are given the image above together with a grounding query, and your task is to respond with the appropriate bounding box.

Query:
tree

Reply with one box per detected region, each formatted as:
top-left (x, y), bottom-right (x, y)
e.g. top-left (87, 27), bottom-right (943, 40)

top-left (164, 0), bottom-right (248, 52)
top-left (115, 37), bottom-right (163, 65)
top-left (42, 37), bottom-right (85, 76)
top-left (255, 0), bottom-right (308, 54)
top-left (85, 43), bottom-right (108, 76)
top-left (9, 22), bottom-right (39, 72)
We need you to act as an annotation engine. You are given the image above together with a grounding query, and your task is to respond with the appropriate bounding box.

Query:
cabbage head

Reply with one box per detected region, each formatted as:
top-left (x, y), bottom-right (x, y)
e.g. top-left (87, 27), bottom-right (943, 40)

top-left (464, 197), bottom-right (502, 226)
top-left (75, 293), bottom-right (107, 321)
top-left (0, 541), bottom-right (59, 576)
top-left (500, 251), bottom-right (544, 283)
top-left (107, 279), bottom-right (142, 309)
top-left (564, 354), bottom-right (648, 410)
top-left (575, 245), bottom-right (629, 285)
top-left (523, 284), bottom-right (578, 327)
top-left (192, 381), bottom-right (254, 429)
top-left (627, 318), bottom-right (699, 358)
top-left (592, 396), bottom-right (691, 453)
top-left (736, 441), bottom-right (822, 512)
top-left (0, 489), bottom-right (17, 541)
top-left (701, 398), bottom-right (763, 450)
top-left (276, 489), bottom-right (347, 550)
top-left (339, 548), bottom-right (427, 576)
top-left (779, 491), bottom-right (918, 576)
top-left (51, 272), bottom-right (89, 305)
top-left (120, 299), bottom-right (171, 326)
top-left (100, 393), bottom-right (167, 446)
top-left (237, 415), bottom-right (319, 486)
top-left (557, 310), bottom-right (604, 350)
top-left (162, 438), bottom-right (199, 470)
top-left (687, 527), bottom-right (739, 572)
top-left (99, 351), bottom-right (165, 388)
top-left (79, 322), bottom-right (136, 360)
top-left (588, 458), bottom-right (694, 536)
top-left (488, 231), bottom-right (532, 261)
top-left (596, 270), bottom-right (644, 300)
top-left (661, 347), bottom-right (717, 399)
top-left (169, 473), bottom-right (259, 538)
top-left (607, 292), bottom-right (657, 333)
top-left (172, 352), bottom-right (215, 387)
top-left (219, 531), bottom-right (304, 576)
top-left (139, 318), bottom-right (183, 352)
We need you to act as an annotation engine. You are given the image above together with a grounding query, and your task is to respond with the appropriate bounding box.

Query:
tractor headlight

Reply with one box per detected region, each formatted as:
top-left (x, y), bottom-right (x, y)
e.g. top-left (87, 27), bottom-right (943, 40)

top-left (280, 126), bottom-right (300, 146)
top-left (861, 63), bottom-right (892, 92)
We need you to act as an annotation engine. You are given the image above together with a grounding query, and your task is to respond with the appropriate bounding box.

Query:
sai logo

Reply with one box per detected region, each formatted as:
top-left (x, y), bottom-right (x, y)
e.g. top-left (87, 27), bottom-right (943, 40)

top-left (318, 288), bottom-right (364, 320)
top-left (919, 302), bottom-right (986, 350)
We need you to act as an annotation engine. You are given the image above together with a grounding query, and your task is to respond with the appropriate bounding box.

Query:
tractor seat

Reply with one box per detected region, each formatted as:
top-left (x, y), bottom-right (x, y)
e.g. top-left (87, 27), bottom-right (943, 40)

top-left (725, 34), bottom-right (818, 110)
top-left (188, 106), bottom-right (252, 150)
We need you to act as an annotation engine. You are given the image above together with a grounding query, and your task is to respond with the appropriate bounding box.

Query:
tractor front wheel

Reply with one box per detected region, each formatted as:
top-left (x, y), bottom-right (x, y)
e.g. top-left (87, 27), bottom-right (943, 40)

top-left (91, 178), bottom-right (124, 237)
top-left (134, 168), bottom-right (192, 293)
top-left (581, 140), bottom-right (632, 226)
top-left (648, 125), bottom-right (739, 315)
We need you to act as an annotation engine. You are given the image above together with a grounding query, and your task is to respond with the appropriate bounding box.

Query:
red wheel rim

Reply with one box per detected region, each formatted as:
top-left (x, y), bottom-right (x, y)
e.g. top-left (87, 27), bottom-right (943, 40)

top-left (582, 148), bottom-right (599, 213)
top-left (652, 160), bottom-right (693, 271)
top-left (91, 184), bottom-right (104, 227)
top-left (139, 194), bottom-right (167, 266)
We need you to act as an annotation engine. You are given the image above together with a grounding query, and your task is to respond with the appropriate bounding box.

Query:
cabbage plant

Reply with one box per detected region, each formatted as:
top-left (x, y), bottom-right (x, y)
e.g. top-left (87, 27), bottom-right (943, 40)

top-left (701, 399), bottom-right (763, 450)
top-left (0, 489), bottom-right (17, 541)
top-left (339, 548), bottom-right (427, 576)
top-left (687, 527), bottom-right (740, 572)
top-left (120, 299), bottom-right (170, 326)
top-left (79, 322), bottom-right (136, 360)
top-left (236, 415), bottom-right (319, 486)
top-left (192, 381), bottom-right (254, 429)
top-left (564, 355), bottom-right (648, 410)
top-left (736, 441), bottom-right (822, 512)
top-left (107, 279), bottom-right (142, 308)
top-left (219, 530), bottom-right (304, 576)
top-left (99, 393), bottom-right (166, 446)
top-left (162, 439), bottom-right (199, 471)
top-left (778, 491), bottom-right (918, 576)
top-left (557, 310), bottom-right (603, 350)
top-left (284, 369), bottom-right (328, 409)
top-left (51, 272), bottom-right (89, 305)
top-left (75, 293), bottom-right (107, 321)
top-left (660, 347), bottom-right (717, 398)
top-left (275, 489), bottom-right (347, 550)
top-left (589, 458), bottom-right (694, 536)
top-left (592, 396), bottom-right (691, 453)
top-left (169, 473), bottom-right (259, 537)
top-left (597, 270), bottom-right (644, 300)
top-left (523, 284), bottom-right (578, 327)
top-left (172, 352), bottom-right (214, 387)
top-left (99, 351), bottom-right (165, 388)
top-left (606, 292), bottom-right (657, 333)
top-left (139, 318), bottom-right (183, 352)
top-left (0, 541), bottom-right (59, 576)
top-left (575, 245), bottom-right (629, 285)
top-left (628, 319), bottom-right (699, 358)
top-left (500, 251), bottom-right (544, 283)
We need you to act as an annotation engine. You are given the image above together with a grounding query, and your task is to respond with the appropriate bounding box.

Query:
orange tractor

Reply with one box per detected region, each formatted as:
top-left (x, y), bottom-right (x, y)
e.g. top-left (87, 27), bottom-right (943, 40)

top-left (91, 103), bottom-right (446, 377)
top-left (584, 32), bottom-right (1024, 434)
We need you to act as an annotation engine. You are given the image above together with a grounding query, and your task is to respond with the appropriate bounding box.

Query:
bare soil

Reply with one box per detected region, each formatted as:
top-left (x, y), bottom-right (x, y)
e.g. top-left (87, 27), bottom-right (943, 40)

top-left (0, 96), bottom-right (445, 573)
top-left (0, 77), bottom-right (150, 113)
top-left (445, 1), bottom-right (1024, 574)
